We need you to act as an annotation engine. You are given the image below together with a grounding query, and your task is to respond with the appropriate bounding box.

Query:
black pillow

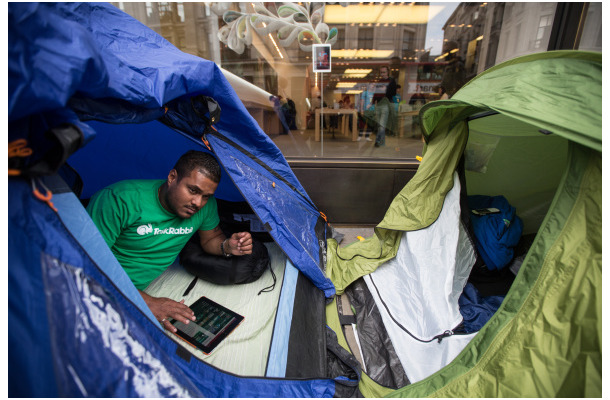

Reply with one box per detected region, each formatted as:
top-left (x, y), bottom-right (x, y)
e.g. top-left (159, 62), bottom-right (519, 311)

top-left (179, 238), bottom-right (269, 285)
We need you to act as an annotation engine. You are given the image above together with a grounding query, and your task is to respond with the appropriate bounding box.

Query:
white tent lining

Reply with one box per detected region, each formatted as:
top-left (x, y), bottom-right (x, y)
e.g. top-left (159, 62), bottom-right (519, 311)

top-left (363, 172), bottom-right (477, 383)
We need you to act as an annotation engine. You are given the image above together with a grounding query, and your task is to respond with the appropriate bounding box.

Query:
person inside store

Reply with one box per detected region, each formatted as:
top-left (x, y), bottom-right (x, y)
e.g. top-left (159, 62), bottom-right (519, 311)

top-left (340, 94), bottom-right (354, 132)
top-left (341, 94), bottom-right (352, 109)
top-left (309, 94), bottom-right (329, 129)
top-left (438, 85), bottom-right (449, 100)
top-left (86, 150), bottom-right (253, 332)
top-left (357, 82), bottom-right (376, 141)
top-left (409, 84), bottom-right (426, 105)
top-left (270, 94), bottom-right (290, 134)
top-left (373, 65), bottom-right (398, 147)
top-left (282, 97), bottom-right (297, 130)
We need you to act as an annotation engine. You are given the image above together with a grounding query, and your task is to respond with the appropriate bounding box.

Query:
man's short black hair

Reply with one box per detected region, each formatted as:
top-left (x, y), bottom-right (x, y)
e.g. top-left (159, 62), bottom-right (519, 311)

top-left (174, 150), bottom-right (221, 183)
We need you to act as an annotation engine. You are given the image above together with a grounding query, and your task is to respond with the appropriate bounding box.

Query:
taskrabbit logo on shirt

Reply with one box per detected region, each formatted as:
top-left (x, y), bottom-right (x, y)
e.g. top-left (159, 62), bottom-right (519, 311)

top-left (153, 226), bottom-right (193, 235)
top-left (137, 223), bottom-right (193, 236)
top-left (137, 224), bottom-right (153, 235)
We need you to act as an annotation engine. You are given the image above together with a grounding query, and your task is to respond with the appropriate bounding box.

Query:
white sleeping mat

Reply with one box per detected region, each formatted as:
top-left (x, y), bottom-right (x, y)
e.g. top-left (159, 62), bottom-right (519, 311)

top-left (144, 242), bottom-right (286, 376)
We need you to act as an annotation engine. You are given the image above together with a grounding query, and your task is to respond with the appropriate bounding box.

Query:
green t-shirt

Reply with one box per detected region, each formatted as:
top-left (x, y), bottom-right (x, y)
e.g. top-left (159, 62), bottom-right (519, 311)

top-left (87, 179), bottom-right (219, 290)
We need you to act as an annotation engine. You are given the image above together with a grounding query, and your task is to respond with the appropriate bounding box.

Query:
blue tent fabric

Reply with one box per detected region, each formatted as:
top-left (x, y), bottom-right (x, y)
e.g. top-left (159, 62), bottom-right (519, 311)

top-left (209, 134), bottom-right (335, 297)
top-left (68, 120), bottom-right (244, 201)
top-left (8, 2), bottom-right (343, 396)
top-left (9, 2), bottom-right (334, 298)
top-left (9, 178), bottom-right (336, 397)
top-left (9, 2), bottom-right (311, 203)
top-left (49, 180), bottom-right (158, 325)
top-left (8, 179), bottom-right (201, 397)
top-left (468, 195), bottom-right (523, 270)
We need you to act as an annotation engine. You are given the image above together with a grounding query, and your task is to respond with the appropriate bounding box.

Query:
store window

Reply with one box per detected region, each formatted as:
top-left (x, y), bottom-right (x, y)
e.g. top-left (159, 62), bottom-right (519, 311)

top-left (578, 3), bottom-right (602, 52)
top-left (114, 2), bottom-right (600, 160)
top-left (358, 27), bottom-right (375, 50)
top-left (535, 14), bottom-right (553, 49)
top-left (402, 30), bottom-right (416, 60)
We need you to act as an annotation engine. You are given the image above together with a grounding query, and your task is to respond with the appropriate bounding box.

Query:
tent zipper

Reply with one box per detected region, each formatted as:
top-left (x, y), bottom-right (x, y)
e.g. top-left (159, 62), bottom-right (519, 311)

top-left (432, 330), bottom-right (454, 343)
top-left (369, 274), bottom-right (465, 344)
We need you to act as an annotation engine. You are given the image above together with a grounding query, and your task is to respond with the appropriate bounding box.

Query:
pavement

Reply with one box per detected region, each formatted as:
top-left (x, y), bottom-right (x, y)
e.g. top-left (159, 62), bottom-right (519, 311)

top-left (332, 225), bottom-right (376, 248)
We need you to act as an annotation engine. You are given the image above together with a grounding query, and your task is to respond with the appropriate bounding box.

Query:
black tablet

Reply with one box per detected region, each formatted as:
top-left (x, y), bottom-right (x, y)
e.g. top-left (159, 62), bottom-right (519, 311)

top-left (171, 296), bottom-right (244, 355)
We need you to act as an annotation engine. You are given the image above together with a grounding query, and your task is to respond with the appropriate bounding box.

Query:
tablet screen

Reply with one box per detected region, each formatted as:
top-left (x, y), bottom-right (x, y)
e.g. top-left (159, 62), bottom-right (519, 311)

top-left (171, 296), bottom-right (244, 354)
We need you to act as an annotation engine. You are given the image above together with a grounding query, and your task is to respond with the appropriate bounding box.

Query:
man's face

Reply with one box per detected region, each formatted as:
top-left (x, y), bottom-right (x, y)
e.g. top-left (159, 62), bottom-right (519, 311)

top-left (162, 168), bottom-right (218, 219)
top-left (380, 68), bottom-right (389, 79)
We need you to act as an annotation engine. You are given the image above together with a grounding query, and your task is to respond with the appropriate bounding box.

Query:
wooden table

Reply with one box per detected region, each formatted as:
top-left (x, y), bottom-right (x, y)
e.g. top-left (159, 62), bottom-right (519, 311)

top-left (314, 108), bottom-right (358, 141)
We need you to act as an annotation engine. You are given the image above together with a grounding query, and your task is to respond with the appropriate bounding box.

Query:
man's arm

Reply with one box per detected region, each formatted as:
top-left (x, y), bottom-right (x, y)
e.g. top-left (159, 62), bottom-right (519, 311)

top-left (198, 225), bottom-right (253, 256)
top-left (140, 227), bottom-right (253, 331)
top-left (87, 188), bottom-right (196, 332)
top-left (139, 290), bottom-right (195, 333)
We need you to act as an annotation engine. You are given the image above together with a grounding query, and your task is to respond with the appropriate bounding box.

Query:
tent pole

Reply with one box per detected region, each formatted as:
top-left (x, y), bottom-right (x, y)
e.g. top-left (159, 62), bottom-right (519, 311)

top-left (320, 73), bottom-right (324, 157)
top-left (466, 110), bottom-right (499, 121)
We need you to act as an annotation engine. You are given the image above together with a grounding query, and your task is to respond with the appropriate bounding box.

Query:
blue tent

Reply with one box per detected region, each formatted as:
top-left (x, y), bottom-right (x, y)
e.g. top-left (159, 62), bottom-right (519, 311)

top-left (8, 3), bottom-right (356, 397)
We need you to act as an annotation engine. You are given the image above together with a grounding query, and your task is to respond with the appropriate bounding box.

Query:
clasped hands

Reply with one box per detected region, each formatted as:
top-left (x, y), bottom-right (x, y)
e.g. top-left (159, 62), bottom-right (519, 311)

top-left (223, 231), bottom-right (253, 256)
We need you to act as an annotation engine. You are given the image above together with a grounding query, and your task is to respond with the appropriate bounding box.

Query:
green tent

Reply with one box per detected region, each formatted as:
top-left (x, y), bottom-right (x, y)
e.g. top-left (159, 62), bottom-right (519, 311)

top-left (326, 50), bottom-right (601, 397)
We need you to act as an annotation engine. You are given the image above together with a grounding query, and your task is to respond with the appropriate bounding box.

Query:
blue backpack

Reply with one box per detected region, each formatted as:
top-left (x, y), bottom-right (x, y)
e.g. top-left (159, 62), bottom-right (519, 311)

top-left (468, 195), bottom-right (523, 270)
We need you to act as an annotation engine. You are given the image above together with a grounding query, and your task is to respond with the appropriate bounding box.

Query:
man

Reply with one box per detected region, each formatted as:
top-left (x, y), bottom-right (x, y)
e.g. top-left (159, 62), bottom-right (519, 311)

top-left (87, 150), bottom-right (253, 332)
top-left (357, 82), bottom-right (376, 141)
top-left (373, 65), bottom-right (398, 147)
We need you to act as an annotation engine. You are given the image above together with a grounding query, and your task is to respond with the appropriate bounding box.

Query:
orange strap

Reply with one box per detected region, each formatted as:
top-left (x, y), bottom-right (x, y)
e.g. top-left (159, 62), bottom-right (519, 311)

top-left (8, 139), bottom-right (32, 158)
top-left (201, 136), bottom-right (212, 151)
top-left (200, 126), bottom-right (219, 151)
top-left (8, 139), bottom-right (33, 176)
top-left (31, 179), bottom-right (58, 212)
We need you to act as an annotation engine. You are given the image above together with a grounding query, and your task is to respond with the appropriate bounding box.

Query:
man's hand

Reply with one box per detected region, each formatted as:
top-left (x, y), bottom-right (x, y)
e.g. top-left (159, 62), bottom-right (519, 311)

top-left (226, 231), bottom-right (253, 255)
top-left (139, 290), bottom-right (195, 333)
top-left (198, 227), bottom-right (253, 256)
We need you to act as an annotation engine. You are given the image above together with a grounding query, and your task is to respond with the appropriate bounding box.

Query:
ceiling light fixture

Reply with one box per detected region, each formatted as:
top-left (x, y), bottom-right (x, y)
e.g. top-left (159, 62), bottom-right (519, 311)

top-left (324, 4), bottom-right (443, 24)
top-left (435, 52), bottom-right (449, 62)
top-left (337, 82), bottom-right (357, 88)
top-left (269, 33), bottom-right (284, 59)
top-left (344, 68), bottom-right (373, 74)
top-left (332, 49), bottom-right (394, 58)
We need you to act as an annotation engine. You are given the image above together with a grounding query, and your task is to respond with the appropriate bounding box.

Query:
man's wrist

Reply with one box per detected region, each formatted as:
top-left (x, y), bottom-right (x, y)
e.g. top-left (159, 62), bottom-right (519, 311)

top-left (220, 238), bottom-right (232, 257)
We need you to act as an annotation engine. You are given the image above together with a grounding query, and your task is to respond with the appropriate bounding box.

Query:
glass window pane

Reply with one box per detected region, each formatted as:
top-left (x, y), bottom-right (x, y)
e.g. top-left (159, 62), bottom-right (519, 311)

top-left (114, 2), bottom-right (599, 161)
top-left (578, 3), bottom-right (602, 52)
